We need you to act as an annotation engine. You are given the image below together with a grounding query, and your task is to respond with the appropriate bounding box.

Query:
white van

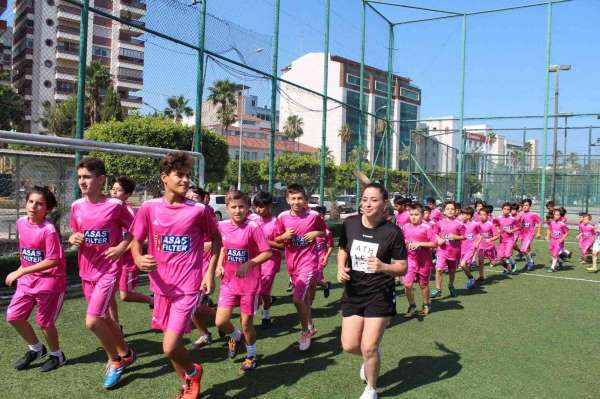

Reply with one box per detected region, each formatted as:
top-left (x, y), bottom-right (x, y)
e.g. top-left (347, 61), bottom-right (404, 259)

top-left (208, 194), bottom-right (228, 221)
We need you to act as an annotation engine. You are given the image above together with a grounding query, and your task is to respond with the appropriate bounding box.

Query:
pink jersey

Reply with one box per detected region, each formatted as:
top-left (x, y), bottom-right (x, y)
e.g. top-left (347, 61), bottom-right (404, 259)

top-left (314, 228), bottom-right (334, 265)
top-left (434, 218), bottom-right (465, 260)
top-left (548, 220), bottom-right (569, 239)
top-left (402, 222), bottom-right (436, 267)
top-left (131, 198), bottom-right (217, 296)
top-left (477, 221), bottom-right (497, 250)
top-left (579, 223), bottom-right (595, 246)
top-left (461, 221), bottom-right (481, 254)
top-left (201, 205), bottom-right (218, 277)
top-left (70, 197), bottom-right (134, 281)
top-left (519, 211), bottom-right (541, 239)
top-left (115, 203), bottom-right (137, 276)
top-left (16, 217), bottom-right (66, 294)
top-left (247, 212), bottom-right (261, 222)
top-left (429, 208), bottom-right (443, 223)
top-left (274, 209), bottom-right (327, 272)
top-left (256, 215), bottom-right (282, 275)
top-left (494, 215), bottom-right (519, 241)
top-left (219, 219), bottom-right (270, 295)
top-left (395, 210), bottom-right (410, 228)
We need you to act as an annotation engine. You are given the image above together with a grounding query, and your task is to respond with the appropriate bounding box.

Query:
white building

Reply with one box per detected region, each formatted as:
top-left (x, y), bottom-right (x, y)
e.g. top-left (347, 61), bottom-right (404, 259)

top-left (11, 0), bottom-right (146, 133)
top-left (0, 0), bottom-right (11, 85)
top-left (279, 53), bottom-right (421, 167)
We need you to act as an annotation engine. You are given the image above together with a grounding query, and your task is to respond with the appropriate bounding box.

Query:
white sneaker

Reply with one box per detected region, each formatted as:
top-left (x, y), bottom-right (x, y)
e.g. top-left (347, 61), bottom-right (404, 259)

top-left (192, 333), bottom-right (212, 349)
top-left (298, 331), bottom-right (311, 351)
top-left (359, 363), bottom-right (367, 384)
top-left (359, 385), bottom-right (378, 399)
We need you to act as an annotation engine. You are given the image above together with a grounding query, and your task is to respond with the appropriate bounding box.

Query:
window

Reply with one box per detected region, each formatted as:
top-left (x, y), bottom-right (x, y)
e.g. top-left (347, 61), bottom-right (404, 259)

top-left (92, 46), bottom-right (110, 57)
top-left (56, 80), bottom-right (75, 93)
top-left (346, 73), bottom-right (369, 87)
top-left (45, 39), bottom-right (54, 47)
top-left (43, 80), bottom-right (52, 88)
top-left (119, 47), bottom-right (143, 60)
top-left (94, 26), bottom-right (112, 38)
top-left (215, 196), bottom-right (226, 205)
top-left (46, 0), bottom-right (55, 5)
top-left (375, 80), bottom-right (388, 92)
top-left (401, 87), bottom-right (419, 101)
top-left (46, 19), bottom-right (54, 27)
top-left (44, 60), bottom-right (53, 68)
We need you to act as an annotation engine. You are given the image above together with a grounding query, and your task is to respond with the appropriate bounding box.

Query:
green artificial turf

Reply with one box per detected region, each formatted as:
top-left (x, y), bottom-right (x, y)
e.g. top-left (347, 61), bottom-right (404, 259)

top-left (1, 238), bottom-right (599, 398)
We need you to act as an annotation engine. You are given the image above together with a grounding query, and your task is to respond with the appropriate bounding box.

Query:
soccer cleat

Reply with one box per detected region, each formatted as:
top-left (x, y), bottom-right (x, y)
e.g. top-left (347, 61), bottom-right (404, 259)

top-left (403, 304), bottom-right (417, 318)
top-left (192, 333), bottom-right (212, 349)
top-left (448, 286), bottom-right (458, 298)
top-left (14, 345), bottom-right (47, 370)
top-left (511, 262), bottom-right (518, 274)
top-left (465, 278), bottom-right (475, 290)
top-left (526, 262), bottom-right (535, 271)
top-left (239, 357), bottom-right (257, 374)
top-left (218, 329), bottom-right (226, 339)
top-left (546, 267), bottom-right (556, 273)
top-left (359, 363), bottom-right (367, 384)
top-left (359, 385), bottom-right (379, 399)
top-left (179, 364), bottom-right (202, 399)
top-left (430, 288), bottom-right (442, 298)
top-left (323, 281), bottom-right (332, 298)
top-left (40, 352), bottom-right (66, 372)
top-left (298, 331), bottom-right (312, 351)
top-left (261, 318), bottom-right (272, 330)
top-left (227, 337), bottom-right (240, 359)
top-left (419, 304), bottom-right (431, 317)
top-left (121, 348), bottom-right (136, 368)
top-left (586, 267), bottom-right (598, 273)
top-left (308, 325), bottom-right (319, 338)
top-left (103, 360), bottom-right (125, 389)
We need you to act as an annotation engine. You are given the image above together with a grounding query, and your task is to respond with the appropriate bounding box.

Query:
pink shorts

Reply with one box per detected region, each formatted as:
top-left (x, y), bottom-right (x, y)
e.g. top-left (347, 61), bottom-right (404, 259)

top-left (259, 273), bottom-right (276, 297)
top-left (288, 266), bottom-right (316, 302)
top-left (478, 248), bottom-right (497, 262)
top-left (497, 239), bottom-right (514, 259)
top-left (152, 292), bottom-right (199, 334)
top-left (460, 248), bottom-right (477, 264)
top-left (519, 235), bottom-right (535, 253)
top-left (436, 254), bottom-right (458, 272)
top-left (549, 240), bottom-right (564, 257)
top-left (579, 240), bottom-right (593, 256)
top-left (218, 283), bottom-right (259, 315)
top-left (6, 288), bottom-right (65, 328)
top-left (82, 275), bottom-right (117, 318)
top-left (118, 266), bottom-right (139, 293)
top-left (403, 263), bottom-right (432, 287)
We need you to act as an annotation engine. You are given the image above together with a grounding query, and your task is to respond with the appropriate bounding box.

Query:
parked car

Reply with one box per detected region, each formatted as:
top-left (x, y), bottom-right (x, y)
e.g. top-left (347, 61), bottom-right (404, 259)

top-left (336, 194), bottom-right (357, 213)
top-left (308, 194), bottom-right (334, 213)
top-left (208, 194), bottom-right (228, 221)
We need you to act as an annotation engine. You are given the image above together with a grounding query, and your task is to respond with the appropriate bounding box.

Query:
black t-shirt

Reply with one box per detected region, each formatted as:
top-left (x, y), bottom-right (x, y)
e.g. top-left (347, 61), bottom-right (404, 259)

top-left (338, 214), bottom-right (407, 297)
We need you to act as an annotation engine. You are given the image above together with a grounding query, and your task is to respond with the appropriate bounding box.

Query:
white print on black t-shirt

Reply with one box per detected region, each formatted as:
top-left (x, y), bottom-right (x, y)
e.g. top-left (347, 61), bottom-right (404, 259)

top-left (350, 240), bottom-right (379, 273)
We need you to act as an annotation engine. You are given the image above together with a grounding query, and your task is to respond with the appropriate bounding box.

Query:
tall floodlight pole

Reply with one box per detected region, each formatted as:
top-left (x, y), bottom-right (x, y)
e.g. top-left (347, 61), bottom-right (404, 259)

top-left (356, 0), bottom-right (366, 206)
top-left (549, 64), bottom-right (571, 202)
top-left (268, 0), bottom-right (280, 193)
top-left (319, 0), bottom-right (330, 206)
top-left (194, 0), bottom-right (207, 186)
top-left (384, 23), bottom-right (394, 189)
top-left (455, 14), bottom-right (467, 203)
top-left (539, 0), bottom-right (553, 217)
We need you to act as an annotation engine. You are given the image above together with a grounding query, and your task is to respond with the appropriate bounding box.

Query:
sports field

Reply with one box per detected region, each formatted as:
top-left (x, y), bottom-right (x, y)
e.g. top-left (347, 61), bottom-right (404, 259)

top-left (1, 238), bottom-right (599, 399)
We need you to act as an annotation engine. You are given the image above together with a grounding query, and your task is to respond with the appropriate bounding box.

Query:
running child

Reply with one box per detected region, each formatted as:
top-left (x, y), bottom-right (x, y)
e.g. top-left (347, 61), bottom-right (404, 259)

top-left (426, 197), bottom-right (443, 223)
top-left (313, 206), bottom-right (334, 300)
top-left (214, 190), bottom-right (271, 373)
top-left (518, 199), bottom-right (542, 271)
top-left (577, 213), bottom-right (594, 264)
top-left (131, 152), bottom-right (222, 399)
top-left (459, 207), bottom-right (481, 290)
top-left (252, 191), bottom-right (284, 329)
top-left (546, 208), bottom-right (569, 273)
top-left (473, 199), bottom-right (485, 222)
top-left (68, 158), bottom-right (135, 388)
top-left (402, 203), bottom-right (437, 317)
top-left (493, 202), bottom-right (521, 274)
top-left (6, 186), bottom-right (66, 372)
top-left (108, 176), bottom-right (152, 327)
top-left (431, 200), bottom-right (465, 299)
top-left (587, 220), bottom-right (600, 273)
top-left (476, 206), bottom-right (499, 282)
top-left (274, 184), bottom-right (327, 351)
top-left (394, 197), bottom-right (410, 228)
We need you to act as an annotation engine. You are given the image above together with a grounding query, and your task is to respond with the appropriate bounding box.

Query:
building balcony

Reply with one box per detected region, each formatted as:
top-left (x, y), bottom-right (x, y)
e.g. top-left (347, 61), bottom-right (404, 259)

top-left (119, 0), bottom-right (146, 18)
top-left (56, 46), bottom-right (80, 62)
top-left (119, 34), bottom-right (145, 48)
top-left (57, 5), bottom-right (81, 22)
top-left (120, 20), bottom-right (145, 36)
top-left (116, 76), bottom-right (143, 90)
top-left (55, 66), bottom-right (78, 80)
top-left (57, 24), bottom-right (80, 41)
top-left (118, 54), bottom-right (144, 66)
top-left (121, 95), bottom-right (143, 108)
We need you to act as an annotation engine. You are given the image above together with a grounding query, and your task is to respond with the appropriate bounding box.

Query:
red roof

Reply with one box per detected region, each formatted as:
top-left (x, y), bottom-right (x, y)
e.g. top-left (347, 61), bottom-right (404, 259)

top-left (223, 135), bottom-right (317, 154)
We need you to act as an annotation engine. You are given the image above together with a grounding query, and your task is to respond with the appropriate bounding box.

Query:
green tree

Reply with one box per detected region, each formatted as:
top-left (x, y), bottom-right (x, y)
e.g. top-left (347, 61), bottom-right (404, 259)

top-left (86, 116), bottom-right (229, 185)
top-left (0, 85), bottom-right (25, 130)
top-left (86, 62), bottom-right (113, 124)
top-left (164, 95), bottom-right (193, 123)
top-left (207, 79), bottom-right (238, 134)
top-left (100, 87), bottom-right (124, 122)
top-left (224, 159), bottom-right (267, 190)
top-left (347, 147), bottom-right (369, 165)
top-left (42, 96), bottom-right (77, 137)
top-left (272, 153), bottom-right (335, 194)
top-left (282, 115), bottom-right (304, 152)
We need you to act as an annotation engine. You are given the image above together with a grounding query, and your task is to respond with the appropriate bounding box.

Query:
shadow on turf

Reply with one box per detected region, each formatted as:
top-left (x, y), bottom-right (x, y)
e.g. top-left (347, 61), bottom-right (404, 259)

top-left (200, 327), bottom-right (342, 398)
top-left (378, 342), bottom-right (462, 397)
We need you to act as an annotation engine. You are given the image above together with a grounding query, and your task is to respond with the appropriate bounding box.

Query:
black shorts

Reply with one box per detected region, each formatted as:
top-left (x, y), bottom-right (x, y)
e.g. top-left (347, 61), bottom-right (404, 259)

top-left (341, 290), bottom-right (396, 318)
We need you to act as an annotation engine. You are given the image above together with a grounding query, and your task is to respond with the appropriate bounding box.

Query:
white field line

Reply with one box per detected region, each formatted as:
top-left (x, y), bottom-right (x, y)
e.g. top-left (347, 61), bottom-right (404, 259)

top-left (485, 267), bottom-right (600, 284)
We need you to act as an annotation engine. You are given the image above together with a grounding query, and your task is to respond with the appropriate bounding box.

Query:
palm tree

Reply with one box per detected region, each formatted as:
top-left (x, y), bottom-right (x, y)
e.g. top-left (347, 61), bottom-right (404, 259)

top-left (566, 152), bottom-right (580, 171)
top-left (315, 146), bottom-right (333, 161)
top-left (347, 147), bottom-right (369, 164)
top-left (86, 62), bottom-right (113, 124)
top-left (338, 124), bottom-right (353, 162)
top-left (164, 95), bottom-right (193, 123)
top-left (283, 115), bottom-right (304, 152)
top-left (207, 79), bottom-right (237, 134)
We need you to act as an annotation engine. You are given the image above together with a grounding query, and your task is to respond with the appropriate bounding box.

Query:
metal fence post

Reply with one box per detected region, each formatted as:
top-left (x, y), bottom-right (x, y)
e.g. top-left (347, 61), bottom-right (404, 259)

top-left (356, 0), bottom-right (366, 205)
top-left (455, 14), bottom-right (467, 203)
top-left (194, 0), bottom-right (207, 185)
top-left (319, 0), bottom-right (330, 205)
top-left (74, 0), bottom-right (90, 199)
top-left (384, 23), bottom-right (394, 189)
top-left (268, 0), bottom-right (280, 193)
top-left (539, 0), bottom-right (553, 216)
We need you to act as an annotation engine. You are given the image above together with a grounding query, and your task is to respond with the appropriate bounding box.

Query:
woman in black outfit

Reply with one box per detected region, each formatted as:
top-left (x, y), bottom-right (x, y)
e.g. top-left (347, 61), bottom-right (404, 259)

top-left (337, 183), bottom-right (407, 399)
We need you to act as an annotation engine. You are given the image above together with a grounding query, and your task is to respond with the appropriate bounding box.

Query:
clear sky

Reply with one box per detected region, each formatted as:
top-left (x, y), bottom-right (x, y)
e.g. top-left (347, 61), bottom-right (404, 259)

top-left (2, 0), bottom-right (598, 154)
